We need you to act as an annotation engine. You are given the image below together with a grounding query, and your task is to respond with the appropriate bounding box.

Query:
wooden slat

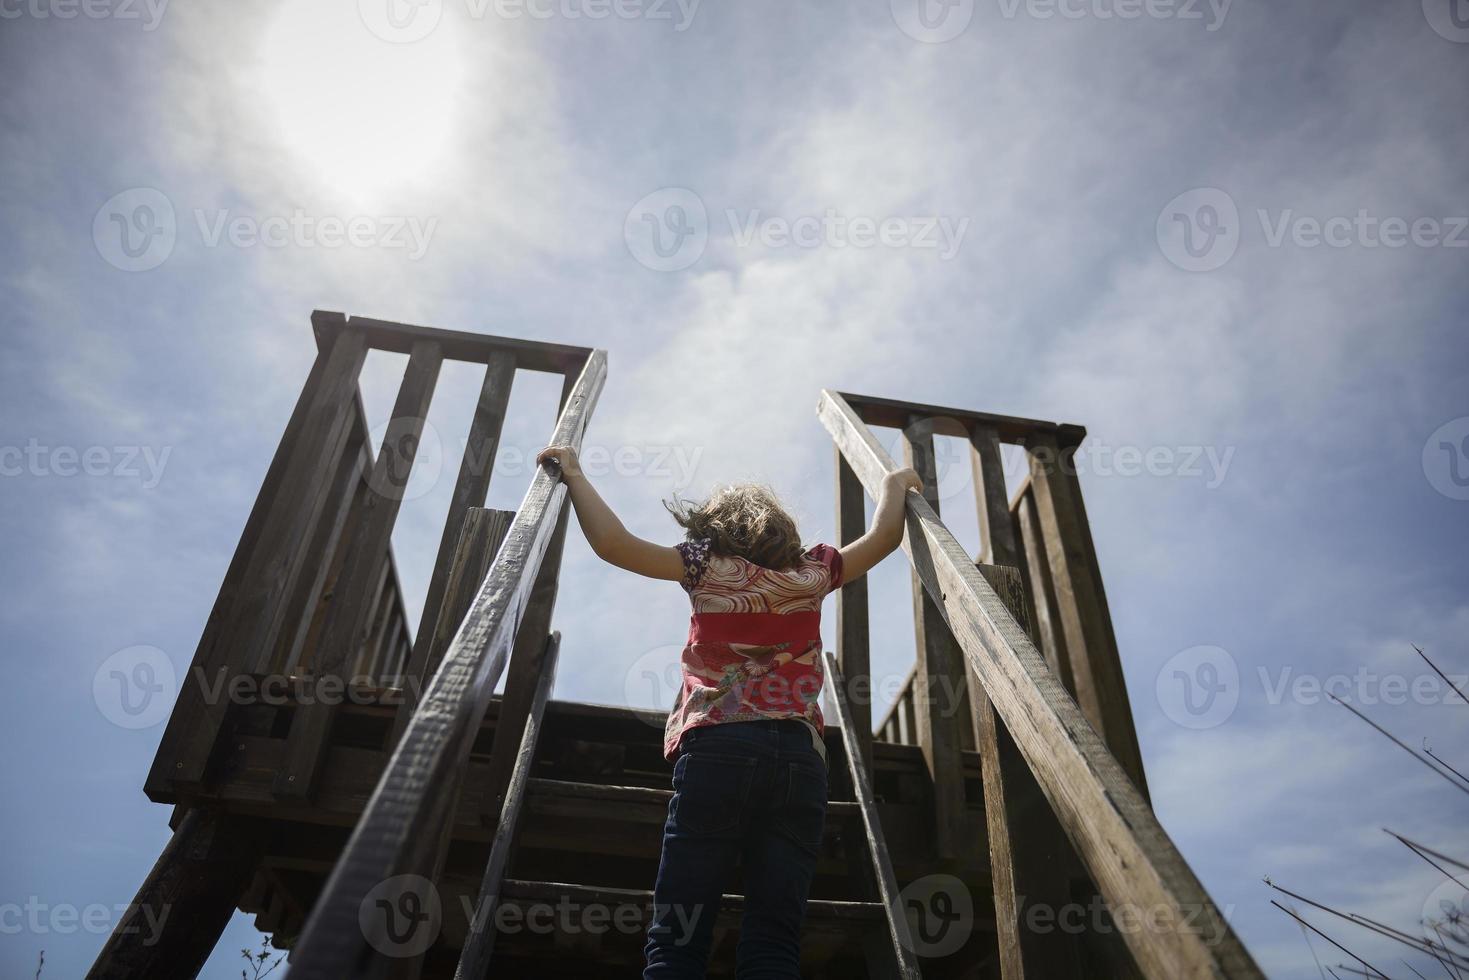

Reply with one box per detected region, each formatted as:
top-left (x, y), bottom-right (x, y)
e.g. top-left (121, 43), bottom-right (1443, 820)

top-left (272, 417), bottom-right (369, 676)
top-left (824, 650), bottom-right (923, 980)
top-left (902, 415), bottom-right (967, 860)
top-left (455, 631), bottom-right (561, 979)
top-left (840, 391), bottom-right (1086, 446)
top-left (835, 450), bottom-right (874, 776)
top-left (147, 319), bottom-right (368, 796)
top-left (328, 311), bottom-right (592, 373)
top-left (396, 354), bottom-right (517, 744)
top-left (817, 389), bottom-right (1262, 980)
top-left (275, 339), bottom-right (444, 799)
top-left (1014, 488), bottom-right (1074, 691)
top-left (419, 508), bottom-right (514, 691)
top-left (285, 349), bottom-right (606, 980)
top-left (1025, 431), bottom-right (1148, 795)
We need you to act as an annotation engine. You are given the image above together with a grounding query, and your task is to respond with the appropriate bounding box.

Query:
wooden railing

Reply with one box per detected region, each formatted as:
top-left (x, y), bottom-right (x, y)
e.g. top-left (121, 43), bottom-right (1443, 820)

top-left (144, 311), bottom-right (594, 808)
top-left (822, 390), bottom-right (1261, 980)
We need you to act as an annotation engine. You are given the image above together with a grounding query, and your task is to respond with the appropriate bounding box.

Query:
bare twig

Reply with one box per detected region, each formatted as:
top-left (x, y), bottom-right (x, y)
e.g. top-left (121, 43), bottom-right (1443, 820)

top-left (1272, 901), bottom-right (1392, 979)
top-left (1328, 694), bottom-right (1469, 797)
top-left (1413, 645), bottom-right (1467, 706)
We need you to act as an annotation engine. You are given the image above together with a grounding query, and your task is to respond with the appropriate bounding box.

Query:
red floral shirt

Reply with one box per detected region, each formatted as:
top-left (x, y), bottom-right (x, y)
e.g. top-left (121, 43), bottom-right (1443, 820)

top-left (664, 537), bottom-right (843, 762)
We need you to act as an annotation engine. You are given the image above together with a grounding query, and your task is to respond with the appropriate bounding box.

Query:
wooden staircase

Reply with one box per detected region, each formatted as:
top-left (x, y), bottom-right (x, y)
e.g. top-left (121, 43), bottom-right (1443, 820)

top-left (86, 312), bottom-right (1263, 980)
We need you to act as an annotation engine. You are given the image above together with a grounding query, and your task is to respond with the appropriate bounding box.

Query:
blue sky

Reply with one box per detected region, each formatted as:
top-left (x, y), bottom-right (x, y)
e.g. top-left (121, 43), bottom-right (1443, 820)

top-left (2, 1), bottom-right (1467, 977)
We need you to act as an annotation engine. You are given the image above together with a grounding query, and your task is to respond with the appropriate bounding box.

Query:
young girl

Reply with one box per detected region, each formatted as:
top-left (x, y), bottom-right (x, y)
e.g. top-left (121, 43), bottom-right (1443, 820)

top-left (535, 444), bottom-right (920, 979)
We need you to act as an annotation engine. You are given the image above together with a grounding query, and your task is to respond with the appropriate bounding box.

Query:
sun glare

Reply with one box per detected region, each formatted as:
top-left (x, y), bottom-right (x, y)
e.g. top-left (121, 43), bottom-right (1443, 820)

top-left (256, 4), bottom-right (463, 202)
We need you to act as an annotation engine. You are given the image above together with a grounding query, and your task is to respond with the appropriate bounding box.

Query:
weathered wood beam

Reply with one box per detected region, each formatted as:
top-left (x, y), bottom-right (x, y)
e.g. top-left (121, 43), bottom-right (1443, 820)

top-left (838, 391), bottom-right (1086, 446)
top-left (1026, 431), bottom-right (1149, 796)
top-left (835, 449), bottom-right (874, 776)
top-left (972, 562), bottom-right (1085, 979)
top-left (824, 650), bottom-right (923, 980)
top-left (329, 311), bottom-right (590, 374)
top-left (85, 809), bottom-right (258, 980)
top-left (817, 389), bottom-right (1262, 980)
top-left (902, 415), bottom-right (969, 861)
top-left (285, 349), bottom-right (605, 980)
top-left (456, 631), bottom-right (561, 979)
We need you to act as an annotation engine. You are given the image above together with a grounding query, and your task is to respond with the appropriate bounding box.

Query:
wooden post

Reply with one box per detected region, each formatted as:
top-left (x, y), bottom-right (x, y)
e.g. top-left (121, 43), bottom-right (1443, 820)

top-left (902, 414), bottom-right (968, 861)
top-left (1025, 431), bottom-right (1148, 796)
top-left (275, 339), bottom-right (444, 800)
top-left (835, 450), bottom-right (874, 777)
top-left (85, 810), bottom-right (258, 980)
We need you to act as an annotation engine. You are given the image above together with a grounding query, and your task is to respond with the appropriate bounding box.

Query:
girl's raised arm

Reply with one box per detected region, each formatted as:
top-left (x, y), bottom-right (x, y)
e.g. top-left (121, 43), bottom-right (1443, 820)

top-left (536, 445), bottom-right (684, 581)
top-left (837, 466), bottom-right (922, 583)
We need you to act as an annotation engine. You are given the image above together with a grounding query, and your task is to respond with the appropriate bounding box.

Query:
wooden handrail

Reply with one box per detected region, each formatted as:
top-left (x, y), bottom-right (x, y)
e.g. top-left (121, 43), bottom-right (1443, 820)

top-left (286, 349), bottom-right (606, 980)
top-left (817, 389), bottom-right (1262, 980)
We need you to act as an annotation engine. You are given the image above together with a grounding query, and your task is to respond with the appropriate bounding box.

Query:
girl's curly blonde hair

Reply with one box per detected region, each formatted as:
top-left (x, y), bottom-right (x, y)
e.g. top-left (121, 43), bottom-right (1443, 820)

top-left (664, 484), bottom-right (806, 570)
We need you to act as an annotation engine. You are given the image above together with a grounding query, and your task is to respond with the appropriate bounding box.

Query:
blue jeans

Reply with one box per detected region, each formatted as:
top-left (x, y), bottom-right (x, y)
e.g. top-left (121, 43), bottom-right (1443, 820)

top-left (643, 719), bottom-right (828, 979)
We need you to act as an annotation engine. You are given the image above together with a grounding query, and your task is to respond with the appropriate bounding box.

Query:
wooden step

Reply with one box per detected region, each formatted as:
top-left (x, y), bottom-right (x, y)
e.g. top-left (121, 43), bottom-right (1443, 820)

top-left (498, 878), bottom-right (886, 934)
top-left (525, 777), bottom-right (862, 824)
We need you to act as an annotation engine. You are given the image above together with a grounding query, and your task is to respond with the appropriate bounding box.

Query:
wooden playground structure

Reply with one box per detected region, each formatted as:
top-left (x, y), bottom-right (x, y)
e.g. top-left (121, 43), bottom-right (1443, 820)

top-left (87, 312), bottom-right (1263, 978)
